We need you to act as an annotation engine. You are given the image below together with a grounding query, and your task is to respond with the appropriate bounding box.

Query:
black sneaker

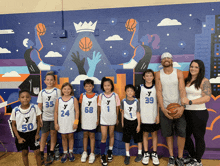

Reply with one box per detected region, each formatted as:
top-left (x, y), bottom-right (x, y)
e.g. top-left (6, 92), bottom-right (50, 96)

top-left (175, 157), bottom-right (184, 166)
top-left (45, 153), bottom-right (54, 165)
top-left (167, 156), bottom-right (175, 166)
top-left (107, 150), bottom-right (113, 162)
top-left (101, 155), bottom-right (108, 166)
top-left (184, 154), bottom-right (192, 164)
top-left (124, 156), bottom-right (130, 165)
top-left (135, 154), bottom-right (143, 162)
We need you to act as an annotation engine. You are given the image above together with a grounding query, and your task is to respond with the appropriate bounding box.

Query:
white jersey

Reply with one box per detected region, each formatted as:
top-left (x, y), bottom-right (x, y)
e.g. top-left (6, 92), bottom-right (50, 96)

top-left (123, 98), bottom-right (138, 121)
top-left (38, 88), bottom-right (61, 121)
top-left (140, 84), bottom-right (158, 124)
top-left (13, 104), bottom-right (38, 132)
top-left (100, 92), bottom-right (117, 125)
top-left (58, 96), bottom-right (76, 134)
top-left (81, 93), bottom-right (98, 130)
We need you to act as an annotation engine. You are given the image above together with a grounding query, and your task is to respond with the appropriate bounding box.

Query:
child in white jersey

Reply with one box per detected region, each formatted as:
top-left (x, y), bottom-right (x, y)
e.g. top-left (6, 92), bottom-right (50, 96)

top-left (121, 84), bottom-right (142, 165)
top-left (80, 79), bottom-right (99, 164)
top-left (11, 89), bottom-right (41, 166)
top-left (54, 82), bottom-right (79, 163)
top-left (37, 71), bottom-right (61, 165)
top-left (136, 69), bottom-right (160, 165)
top-left (99, 77), bottom-right (120, 166)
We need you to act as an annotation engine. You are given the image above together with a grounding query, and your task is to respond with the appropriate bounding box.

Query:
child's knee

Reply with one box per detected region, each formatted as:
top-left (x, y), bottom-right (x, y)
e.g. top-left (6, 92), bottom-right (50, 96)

top-left (34, 149), bottom-right (40, 156)
top-left (22, 150), bottom-right (29, 157)
top-left (89, 133), bottom-right (95, 139)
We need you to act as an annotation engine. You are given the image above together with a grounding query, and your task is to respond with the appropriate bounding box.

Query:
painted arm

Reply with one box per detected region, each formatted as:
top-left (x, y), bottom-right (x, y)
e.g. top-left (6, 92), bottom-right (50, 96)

top-left (35, 28), bottom-right (43, 51)
top-left (130, 21), bottom-right (140, 49)
top-left (87, 51), bottom-right (102, 77)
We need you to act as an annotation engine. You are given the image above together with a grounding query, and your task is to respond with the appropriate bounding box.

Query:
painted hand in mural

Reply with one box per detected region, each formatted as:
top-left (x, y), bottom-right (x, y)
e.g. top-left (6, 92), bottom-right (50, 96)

top-left (87, 51), bottom-right (102, 77)
top-left (71, 51), bottom-right (86, 75)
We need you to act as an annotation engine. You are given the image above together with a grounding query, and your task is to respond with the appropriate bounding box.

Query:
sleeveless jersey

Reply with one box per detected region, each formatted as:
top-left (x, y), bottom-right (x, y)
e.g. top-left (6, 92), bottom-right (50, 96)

top-left (160, 68), bottom-right (181, 108)
top-left (81, 93), bottom-right (98, 130)
top-left (123, 98), bottom-right (138, 121)
top-left (140, 84), bottom-right (157, 124)
top-left (41, 88), bottom-right (60, 121)
top-left (100, 92), bottom-right (117, 125)
top-left (58, 96), bottom-right (76, 134)
top-left (15, 104), bottom-right (37, 132)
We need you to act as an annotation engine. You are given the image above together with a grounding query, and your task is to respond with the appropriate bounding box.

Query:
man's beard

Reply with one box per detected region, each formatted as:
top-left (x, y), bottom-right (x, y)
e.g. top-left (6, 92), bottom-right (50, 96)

top-left (162, 61), bottom-right (172, 68)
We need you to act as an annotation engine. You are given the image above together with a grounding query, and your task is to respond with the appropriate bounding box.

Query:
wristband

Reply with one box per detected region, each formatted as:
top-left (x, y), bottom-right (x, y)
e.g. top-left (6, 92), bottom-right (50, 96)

top-left (74, 119), bottom-right (79, 125)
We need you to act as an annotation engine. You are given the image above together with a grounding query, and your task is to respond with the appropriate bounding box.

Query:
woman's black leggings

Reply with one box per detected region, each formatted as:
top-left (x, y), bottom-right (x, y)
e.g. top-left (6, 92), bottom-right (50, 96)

top-left (184, 109), bottom-right (209, 162)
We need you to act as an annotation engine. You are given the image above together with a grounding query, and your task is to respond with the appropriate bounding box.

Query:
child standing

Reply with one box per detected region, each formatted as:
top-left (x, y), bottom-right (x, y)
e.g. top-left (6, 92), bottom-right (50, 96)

top-left (99, 77), bottom-right (120, 166)
top-left (37, 71), bottom-right (61, 165)
top-left (11, 89), bottom-right (41, 166)
top-left (137, 69), bottom-right (160, 165)
top-left (54, 82), bottom-right (79, 163)
top-left (79, 79), bottom-right (99, 164)
top-left (121, 84), bottom-right (143, 165)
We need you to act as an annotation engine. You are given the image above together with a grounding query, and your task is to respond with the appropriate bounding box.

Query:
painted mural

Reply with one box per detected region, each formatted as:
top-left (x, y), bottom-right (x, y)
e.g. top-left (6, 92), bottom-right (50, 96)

top-left (0, 2), bottom-right (220, 159)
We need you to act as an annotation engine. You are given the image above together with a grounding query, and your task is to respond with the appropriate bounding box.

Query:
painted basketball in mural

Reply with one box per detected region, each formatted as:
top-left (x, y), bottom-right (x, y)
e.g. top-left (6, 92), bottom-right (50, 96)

top-left (36, 23), bottom-right (46, 36)
top-left (79, 37), bottom-right (93, 51)
top-left (125, 19), bottom-right (137, 32)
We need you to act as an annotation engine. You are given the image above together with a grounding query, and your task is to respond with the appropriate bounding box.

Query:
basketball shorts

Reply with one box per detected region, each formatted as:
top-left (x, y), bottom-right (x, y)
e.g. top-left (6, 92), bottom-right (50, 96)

top-left (142, 123), bottom-right (160, 133)
top-left (41, 121), bottom-right (55, 133)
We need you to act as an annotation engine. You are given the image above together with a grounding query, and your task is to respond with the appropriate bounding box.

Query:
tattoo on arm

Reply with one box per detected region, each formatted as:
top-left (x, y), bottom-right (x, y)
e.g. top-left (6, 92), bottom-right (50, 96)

top-left (202, 80), bottom-right (212, 97)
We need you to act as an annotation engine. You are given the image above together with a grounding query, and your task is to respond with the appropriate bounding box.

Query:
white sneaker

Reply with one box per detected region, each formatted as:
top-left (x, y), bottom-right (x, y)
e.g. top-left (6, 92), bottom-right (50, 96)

top-left (89, 153), bottom-right (95, 164)
top-left (142, 152), bottom-right (150, 165)
top-left (152, 152), bottom-right (160, 165)
top-left (81, 151), bottom-right (88, 162)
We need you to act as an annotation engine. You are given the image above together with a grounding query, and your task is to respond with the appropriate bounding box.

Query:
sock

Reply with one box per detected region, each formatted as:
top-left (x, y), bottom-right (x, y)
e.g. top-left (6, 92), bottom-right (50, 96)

top-left (126, 151), bottom-right (130, 156)
top-left (100, 142), bottom-right (106, 155)
top-left (69, 149), bottom-right (73, 153)
top-left (109, 146), bottom-right (113, 151)
top-left (138, 150), bottom-right (142, 155)
top-left (40, 151), bottom-right (44, 156)
top-left (64, 151), bottom-right (68, 154)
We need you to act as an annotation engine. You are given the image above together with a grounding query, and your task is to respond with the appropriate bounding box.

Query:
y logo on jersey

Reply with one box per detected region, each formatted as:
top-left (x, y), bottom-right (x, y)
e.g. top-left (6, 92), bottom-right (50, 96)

top-left (24, 117), bottom-right (30, 123)
top-left (48, 96), bottom-right (51, 101)
top-left (64, 104), bottom-right (68, 109)
top-left (129, 107), bottom-right (132, 112)
top-left (87, 101), bottom-right (92, 106)
top-left (147, 91), bottom-right (152, 96)
top-left (107, 100), bottom-right (110, 105)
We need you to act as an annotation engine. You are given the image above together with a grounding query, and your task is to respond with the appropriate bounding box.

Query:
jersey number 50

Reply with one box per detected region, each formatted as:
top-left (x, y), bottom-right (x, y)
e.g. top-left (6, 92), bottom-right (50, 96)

top-left (22, 123), bottom-right (34, 132)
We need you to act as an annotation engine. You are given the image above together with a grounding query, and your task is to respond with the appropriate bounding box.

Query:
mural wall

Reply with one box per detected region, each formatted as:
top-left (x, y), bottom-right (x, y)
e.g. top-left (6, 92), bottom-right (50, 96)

top-left (0, 2), bottom-right (220, 159)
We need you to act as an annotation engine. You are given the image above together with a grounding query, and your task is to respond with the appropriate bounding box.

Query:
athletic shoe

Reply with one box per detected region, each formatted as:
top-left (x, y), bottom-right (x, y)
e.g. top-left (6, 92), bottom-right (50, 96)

top-left (81, 151), bottom-right (88, 162)
top-left (45, 153), bottom-right (54, 165)
top-left (107, 150), bottom-right (113, 162)
top-left (175, 157), bottom-right (185, 166)
top-left (101, 155), bottom-right (108, 166)
top-left (69, 152), bottom-right (75, 162)
top-left (184, 154), bottom-right (192, 164)
top-left (135, 154), bottom-right (143, 162)
top-left (167, 156), bottom-right (175, 166)
top-left (152, 152), bottom-right (160, 165)
top-left (195, 161), bottom-right (203, 166)
top-left (142, 152), bottom-right (150, 165)
top-left (186, 159), bottom-right (198, 166)
top-left (89, 153), bottom-right (95, 164)
top-left (61, 153), bottom-right (68, 163)
top-left (124, 156), bottom-right (130, 165)
top-left (41, 153), bottom-right (44, 165)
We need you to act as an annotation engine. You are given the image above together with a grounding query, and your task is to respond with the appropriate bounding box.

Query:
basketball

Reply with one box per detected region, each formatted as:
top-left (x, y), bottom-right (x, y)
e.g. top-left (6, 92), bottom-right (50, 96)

top-left (125, 19), bottom-right (137, 32)
top-left (79, 37), bottom-right (93, 52)
top-left (35, 23), bottom-right (46, 36)
top-left (166, 103), bottom-right (181, 118)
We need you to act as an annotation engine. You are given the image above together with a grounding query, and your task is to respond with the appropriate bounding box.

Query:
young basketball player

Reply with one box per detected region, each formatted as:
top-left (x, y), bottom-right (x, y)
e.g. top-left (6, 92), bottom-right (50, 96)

top-left (11, 89), bottom-right (41, 166)
top-left (121, 84), bottom-right (143, 165)
top-left (37, 71), bottom-right (61, 165)
top-left (137, 69), bottom-right (160, 165)
top-left (99, 77), bottom-right (120, 166)
top-left (79, 79), bottom-right (99, 164)
top-left (54, 82), bottom-right (79, 163)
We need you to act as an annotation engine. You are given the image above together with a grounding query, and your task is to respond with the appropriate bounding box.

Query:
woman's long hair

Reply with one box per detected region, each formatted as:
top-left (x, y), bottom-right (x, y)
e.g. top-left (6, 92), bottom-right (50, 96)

top-left (185, 59), bottom-right (205, 89)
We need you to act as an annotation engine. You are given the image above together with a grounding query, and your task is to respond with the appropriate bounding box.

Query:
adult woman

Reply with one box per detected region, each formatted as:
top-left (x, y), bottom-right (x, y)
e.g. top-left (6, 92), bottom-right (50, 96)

top-left (182, 59), bottom-right (211, 166)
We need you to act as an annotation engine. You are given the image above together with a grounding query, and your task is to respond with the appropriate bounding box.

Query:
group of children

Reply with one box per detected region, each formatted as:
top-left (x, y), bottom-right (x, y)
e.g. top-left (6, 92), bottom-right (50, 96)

top-left (11, 69), bottom-right (160, 166)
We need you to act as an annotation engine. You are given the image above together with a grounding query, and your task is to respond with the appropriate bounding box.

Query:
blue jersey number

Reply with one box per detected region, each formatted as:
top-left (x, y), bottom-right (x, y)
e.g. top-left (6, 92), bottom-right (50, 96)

top-left (45, 101), bottom-right (54, 108)
top-left (129, 113), bottom-right (133, 119)
top-left (145, 97), bottom-right (154, 104)
top-left (107, 106), bottom-right (110, 112)
top-left (22, 123), bottom-right (34, 132)
top-left (61, 110), bottom-right (69, 117)
top-left (85, 107), bottom-right (93, 113)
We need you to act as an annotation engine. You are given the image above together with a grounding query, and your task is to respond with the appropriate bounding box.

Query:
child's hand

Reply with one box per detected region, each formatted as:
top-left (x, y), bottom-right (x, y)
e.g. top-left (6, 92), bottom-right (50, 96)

top-left (155, 115), bottom-right (160, 124)
top-left (122, 122), bottom-right (124, 128)
top-left (35, 134), bottom-right (40, 140)
top-left (18, 137), bottom-right (26, 144)
top-left (73, 124), bottom-right (78, 130)
top-left (40, 119), bottom-right (43, 127)
top-left (136, 125), bottom-right (140, 133)
top-left (55, 124), bottom-right (59, 131)
top-left (116, 119), bottom-right (119, 125)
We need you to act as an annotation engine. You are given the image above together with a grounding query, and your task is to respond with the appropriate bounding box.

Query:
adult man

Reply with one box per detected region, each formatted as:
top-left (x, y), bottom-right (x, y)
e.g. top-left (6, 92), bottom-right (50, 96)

top-left (155, 52), bottom-right (186, 166)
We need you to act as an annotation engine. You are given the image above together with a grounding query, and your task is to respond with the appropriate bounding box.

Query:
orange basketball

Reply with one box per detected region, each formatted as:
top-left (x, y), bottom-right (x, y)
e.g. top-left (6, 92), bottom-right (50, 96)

top-left (125, 19), bottom-right (137, 32)
top-left (79, 37), bottom-right (93, 52)
top-left (36, 23), bottom-right (46, 36)
top-left (166, 103), bottom-right (181, 118)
